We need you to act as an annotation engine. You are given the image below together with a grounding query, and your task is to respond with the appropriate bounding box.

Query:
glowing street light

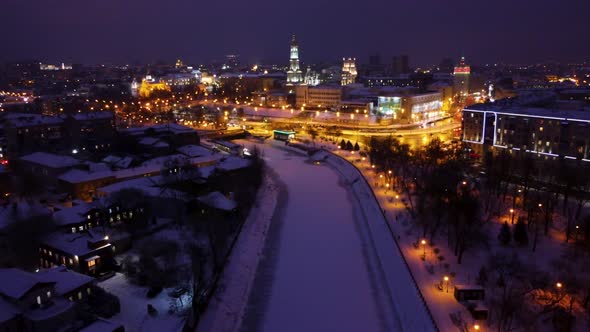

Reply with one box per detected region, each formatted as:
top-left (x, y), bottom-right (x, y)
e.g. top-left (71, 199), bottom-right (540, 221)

top-left (473, 324), bottom-right (480, 331)
top-left (421, 239), bottom-right (427, 260)
top-left (443, 275), bottom-right (449, 292)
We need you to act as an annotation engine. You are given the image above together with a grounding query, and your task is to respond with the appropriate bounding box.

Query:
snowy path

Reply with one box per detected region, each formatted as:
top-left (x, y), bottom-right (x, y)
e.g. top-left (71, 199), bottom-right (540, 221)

top-left (240, 142), bottom-right (392, 332)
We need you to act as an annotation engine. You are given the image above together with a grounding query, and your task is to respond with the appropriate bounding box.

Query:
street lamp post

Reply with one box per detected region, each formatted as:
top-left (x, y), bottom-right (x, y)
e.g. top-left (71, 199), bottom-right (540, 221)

top-left (444, 275), bottom-right (449, 293)
top-left (421, 239), bottom-right (427, 261)
top-left (510, 208), bottom-right (515, 224)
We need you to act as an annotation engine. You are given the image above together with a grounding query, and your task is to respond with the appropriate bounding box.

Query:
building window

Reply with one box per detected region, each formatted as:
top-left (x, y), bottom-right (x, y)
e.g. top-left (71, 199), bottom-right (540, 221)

top-left (78, 292), bottom-right (83, 300)
top-left (87, 287), bottom-right (92, 295)
top-left (37, 296), bottom-right (42, 305)
top-left (71, 227), bottom-right (76, 233)
top-left (88, 259), bottom-right (96, 268)
top-left (69, 258), bottom-right (73, 265)
top-left (47, 291), bottom-right (51, 298)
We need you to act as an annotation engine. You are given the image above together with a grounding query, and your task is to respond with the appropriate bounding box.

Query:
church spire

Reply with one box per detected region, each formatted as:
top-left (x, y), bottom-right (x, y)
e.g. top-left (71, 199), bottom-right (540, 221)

top-left (287, 33), bottom-right (303, 84)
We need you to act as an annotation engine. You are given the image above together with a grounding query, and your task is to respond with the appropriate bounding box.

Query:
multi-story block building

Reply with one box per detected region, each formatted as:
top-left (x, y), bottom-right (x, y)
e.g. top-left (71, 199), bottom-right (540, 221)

top-left (64, 111), bottom-right (115, 153)
top-left (2, 113), bottom-right (65, 158)
top-left (295, 85), bottom-right (342, 109)
top-left (376, 90), bottom-right (443, 123)
top-left (462, 103), bottom-right (590, 161)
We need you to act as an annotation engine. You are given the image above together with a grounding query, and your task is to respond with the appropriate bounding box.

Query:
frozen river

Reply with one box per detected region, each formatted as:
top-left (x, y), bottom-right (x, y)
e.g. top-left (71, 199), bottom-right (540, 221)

top-left (240, 142), bottom-right (388, 332)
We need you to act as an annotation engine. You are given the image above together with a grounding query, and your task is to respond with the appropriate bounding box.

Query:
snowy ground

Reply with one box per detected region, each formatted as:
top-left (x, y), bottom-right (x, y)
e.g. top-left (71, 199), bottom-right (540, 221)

top-left (97, 226), bottom-right (205, 332)
top-left (327, 144), bottom-right (590, 332)
top-left (236, 140), bottom-right (430, 332)
top-left (196, 171), bottom-right (281, 332)
top-left (99, 273), bottom-right (186, 332)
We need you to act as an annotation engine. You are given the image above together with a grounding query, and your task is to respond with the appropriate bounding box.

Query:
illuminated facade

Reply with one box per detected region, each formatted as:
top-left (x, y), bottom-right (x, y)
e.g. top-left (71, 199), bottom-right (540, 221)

top-left (139, 76), bottom-right (171, 98)
top-left (341, 58), bottom-right (357, 86)
top-left (287, 34), bottom-right (303, 84)
top-left (304, 66), bottom-right (320, 86)
top-left (463, 104), bottom-right (590, 161)
top-left (453, 56), bottom-right (470, 100)
top-left (295, 85), bottom-right (342, 109)
top-left (376, 92), bottom-right (443, 123)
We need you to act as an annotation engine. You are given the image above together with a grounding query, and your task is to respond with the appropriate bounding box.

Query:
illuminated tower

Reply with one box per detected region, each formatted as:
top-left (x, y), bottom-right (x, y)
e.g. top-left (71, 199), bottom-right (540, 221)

top-left (453, 56), bottom-right (470, 101)
top-left (287, 34), bottom-right (303, 84)
top-left (341, 58), bottom-right (357, 86)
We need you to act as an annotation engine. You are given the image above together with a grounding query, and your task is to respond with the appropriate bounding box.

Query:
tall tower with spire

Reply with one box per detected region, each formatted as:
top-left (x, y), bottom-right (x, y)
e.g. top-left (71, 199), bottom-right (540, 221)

top-left (453, 56), bottom-right (471, 102)
top-left (287, 34), bottom-right (303, 84)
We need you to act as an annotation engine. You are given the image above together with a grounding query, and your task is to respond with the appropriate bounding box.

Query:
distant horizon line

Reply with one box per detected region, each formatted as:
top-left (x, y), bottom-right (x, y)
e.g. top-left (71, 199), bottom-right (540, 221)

top-left (2, 57), bottom-right (589, 69)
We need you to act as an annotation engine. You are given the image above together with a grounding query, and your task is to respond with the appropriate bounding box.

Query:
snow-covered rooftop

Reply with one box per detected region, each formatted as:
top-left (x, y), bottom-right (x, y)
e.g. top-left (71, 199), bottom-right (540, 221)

top-left (70, 111), bottom-right (113, 121)
top-left (58, 169), bottom-right (114, 184)
top-left (3, 113), bottom-right (64, 128)
top-left (465, 103), bottom-right (590, 122)
top-left (43, 232), bottom-right (111, 257)
top-left (139, 137), bottom-right (160, 146)
top-left (216, 156), bottom-right (251, 172)
top-left (120, 123), bottom-right (195, 136)
top-left (177, 144), bottom-right (212, 157)
top-left (20, 152), bottom-right (80, 169)
top-left (97, 176), bottom-right (187, 200)
top-left (0, 268), bottom-right (51, 299)
top-left (140, 154), bottom-right (187, 167)
top-left (36, 266), bottom-right (94, 295)
top-left (102, 155), bottom-right (133, 169)
top-left (52, 202), bottom-right (94, 226)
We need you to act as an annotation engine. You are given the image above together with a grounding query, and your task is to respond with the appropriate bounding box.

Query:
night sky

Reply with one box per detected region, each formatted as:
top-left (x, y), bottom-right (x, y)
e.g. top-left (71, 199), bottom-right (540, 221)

top-left (3, 0), bottom-right (590, 66)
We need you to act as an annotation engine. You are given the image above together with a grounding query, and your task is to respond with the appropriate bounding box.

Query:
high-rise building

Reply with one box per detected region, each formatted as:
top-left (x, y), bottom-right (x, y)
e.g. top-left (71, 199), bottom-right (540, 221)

top-left (225, 55), bottom-right (240, 69)
top-left (341, 58), bottom-right (357, 86)
top-left (287, 34), bottom-right (303, 84)
top-left (392, 55), bottom-right (409, 74)
top-left (453, 56), bottom-right (471, 101)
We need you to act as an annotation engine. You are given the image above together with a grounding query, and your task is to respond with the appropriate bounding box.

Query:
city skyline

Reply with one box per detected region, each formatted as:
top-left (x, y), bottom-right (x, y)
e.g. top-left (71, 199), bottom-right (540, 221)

top-left (3, 0), bottom-right (590, 66)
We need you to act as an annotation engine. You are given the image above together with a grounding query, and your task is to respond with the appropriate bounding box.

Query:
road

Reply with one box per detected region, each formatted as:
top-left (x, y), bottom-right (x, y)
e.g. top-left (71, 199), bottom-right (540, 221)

top-left (239, 141), bottom-right (390, 332)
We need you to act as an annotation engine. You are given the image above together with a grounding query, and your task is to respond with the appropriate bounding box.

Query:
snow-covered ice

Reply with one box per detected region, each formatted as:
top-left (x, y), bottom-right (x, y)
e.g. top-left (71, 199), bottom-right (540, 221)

top-left (239, 141), bottom-right (398, 332)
